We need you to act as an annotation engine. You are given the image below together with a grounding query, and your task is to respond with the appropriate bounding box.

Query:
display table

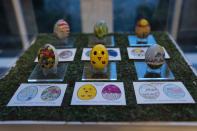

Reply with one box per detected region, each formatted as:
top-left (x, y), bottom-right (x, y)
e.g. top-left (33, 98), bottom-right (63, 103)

top-left (0, 32), bottom-right (197, 130)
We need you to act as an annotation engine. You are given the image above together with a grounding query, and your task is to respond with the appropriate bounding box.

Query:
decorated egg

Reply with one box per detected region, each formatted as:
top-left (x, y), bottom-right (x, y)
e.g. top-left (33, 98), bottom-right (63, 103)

top-left (38, 44), bottom-right (58, 70)
top-left (90, 44), bottom-right (109, 69)
top-left (135, 19), bottom-right (151, 38)
top-left (145, 44), bottom-right (165, 69)
top-left (54, 19), bottom-right (70, 40)
top-left (94, 20), bottom-right (108, 38)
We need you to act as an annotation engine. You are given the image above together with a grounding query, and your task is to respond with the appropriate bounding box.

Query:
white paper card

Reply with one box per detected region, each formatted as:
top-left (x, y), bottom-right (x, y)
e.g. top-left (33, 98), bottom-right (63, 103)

top-left (35, 48), bottom-right (77, 62)
top-left (133, 82), bottom-right (195, 104)
top-left (71, 82), bottom-right (126, 105)
top-left (81, 48), bottom-right (121, 61)
top-left (127, 47), bottom-right (170, 59)
top-left (7, 83), bottom-right (67, 106)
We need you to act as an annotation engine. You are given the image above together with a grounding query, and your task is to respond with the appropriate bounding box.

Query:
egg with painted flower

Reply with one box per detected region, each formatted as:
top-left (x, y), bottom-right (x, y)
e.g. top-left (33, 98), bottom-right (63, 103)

top-left (145, 44), bottom-right (165, 69)
top-left (38, 44), bottom-right (58, 70)
top-left (90, 44), bottom-right (109, 69)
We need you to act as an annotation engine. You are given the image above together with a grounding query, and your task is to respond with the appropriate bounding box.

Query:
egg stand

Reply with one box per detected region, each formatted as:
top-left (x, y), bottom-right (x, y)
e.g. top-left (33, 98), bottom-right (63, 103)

top-left (136, 36), bottom-right (148, 44)
top-left (134, 61), bottom-right (175, 80)
top-left (128, 34), bottom-right (156, 47)
top-left (88, 35), bottom-right (115, 47)
top-left (53, 37), bottom-right (74, 48)
top-left (42, 67), bottom-right (57, 76)
top-left (28, 63), bottom-right (68, 82)
top-left (82, 62), bottom-right (117, 81)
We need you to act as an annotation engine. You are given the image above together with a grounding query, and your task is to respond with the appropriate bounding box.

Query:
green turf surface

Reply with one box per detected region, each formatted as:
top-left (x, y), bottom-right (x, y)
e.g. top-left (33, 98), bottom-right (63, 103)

top-left (0, 32), bottom-right (197, 121)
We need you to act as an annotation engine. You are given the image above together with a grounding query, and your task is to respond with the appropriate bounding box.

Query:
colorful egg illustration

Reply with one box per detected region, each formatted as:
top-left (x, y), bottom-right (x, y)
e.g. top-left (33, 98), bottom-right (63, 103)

top-left (132, 49), bottom-right (145, 57)
top-left (94, 20), bottom-right (108, 38)
top-left (163, 84), bottom-right (185, 99)
top-left (139, 84), bottom-right (160, 99)
top-left (38, 44), bottom-right (58, 70)
top-left (41, 86), bottom-right (61, 101)
top-left (90, 44), bottom-right (109, 69)
top-left (102, 84), bottom-right (121, 100)
top-left (145, 44), bottom-right (165, 69)
top-left (135, 19), bottom-right (151, 38)
top-left (17, 86), bottom-right (38, 102)
top-left (77, 84), bottom-right (97, 100)
top-left (54, 19), bottom-right (70, 40)
top-left (108, 49), bottom-right (118, 57)
top-left (59, 50), bottom-right (72, 59)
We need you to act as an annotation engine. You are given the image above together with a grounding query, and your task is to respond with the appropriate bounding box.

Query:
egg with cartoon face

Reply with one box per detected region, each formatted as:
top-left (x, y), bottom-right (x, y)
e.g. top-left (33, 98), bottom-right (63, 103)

top-left (145, 44), bottom-right (165, 69)
top-left (90, 44), bottom-right (109, 69)
top-left (77, 84), bottom-right (97, 100)
top-left (54, 19), bottom-right (70, 40)
top-left (38, 44), bottom-right (58, 70)
top-left (135, 19), bottom-right (151, 38)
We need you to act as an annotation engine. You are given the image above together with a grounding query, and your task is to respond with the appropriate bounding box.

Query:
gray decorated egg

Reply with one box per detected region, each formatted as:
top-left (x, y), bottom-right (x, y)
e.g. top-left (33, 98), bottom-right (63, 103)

top-left (54, 19), bottom-right (70, 40)
top-left (145, 44), bottom-right (165, 69)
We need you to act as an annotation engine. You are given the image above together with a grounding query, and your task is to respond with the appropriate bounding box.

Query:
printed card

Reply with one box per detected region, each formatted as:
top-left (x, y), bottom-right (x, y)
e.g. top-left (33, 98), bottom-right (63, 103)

top-left (7, 83), bottom-right (67, 106)
top-left (127, 47), bottom-right (170, 59)
top-left (35, 48), bottom-right (76, 62)
top-left (133, 82), bottom-right (195, 104)
top-left (81, 48), bottom-right (121, 61)
top-left (71, 82), bottom-right (126, 105)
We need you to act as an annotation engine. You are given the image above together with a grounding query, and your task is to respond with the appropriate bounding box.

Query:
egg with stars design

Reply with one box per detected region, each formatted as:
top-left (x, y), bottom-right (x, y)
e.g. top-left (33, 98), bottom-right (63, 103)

top-left (38, 44), bottom-right (58, 70)
top-left (90, 44), bottom-right (109, 69)
top-left (145, 44), bottom-right (165, 69)
top-left (135, 18), bottom-right (151, 38)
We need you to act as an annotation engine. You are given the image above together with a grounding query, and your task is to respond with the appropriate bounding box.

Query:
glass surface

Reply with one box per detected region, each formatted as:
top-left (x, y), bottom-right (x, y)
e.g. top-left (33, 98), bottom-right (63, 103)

top-left (82, 62), bottom-right (117, 81)
top-left (0, 0), bottom-right (197, 78)
top-left (52, 37), bottom-right (75, 48)
top-left (88, 35), bottom-right (115, 47)
top-left (32, 0), bottom-right (81, 33)
top-left (113, 0), bottom-right (170, 32)
top-left (28, 63), bottom-right (68, 82)
top-left (134, 61), bottom-right (175, 80)
top-left (128, 34), bottom-right (156, 46)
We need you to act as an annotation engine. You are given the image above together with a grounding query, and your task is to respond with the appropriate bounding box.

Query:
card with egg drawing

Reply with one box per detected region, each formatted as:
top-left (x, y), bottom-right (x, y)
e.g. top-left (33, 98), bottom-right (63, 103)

top-left (35, 48), bottom-right (77, 62)
top-left (127, 47), bottom-right (170, 59)
top-left (71, 82), bottom-right (126, 105)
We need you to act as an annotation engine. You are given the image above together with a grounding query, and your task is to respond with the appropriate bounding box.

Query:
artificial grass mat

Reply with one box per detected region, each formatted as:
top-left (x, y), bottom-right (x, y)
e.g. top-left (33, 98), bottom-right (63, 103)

top-left (0, 32), bottom-right (197, 121)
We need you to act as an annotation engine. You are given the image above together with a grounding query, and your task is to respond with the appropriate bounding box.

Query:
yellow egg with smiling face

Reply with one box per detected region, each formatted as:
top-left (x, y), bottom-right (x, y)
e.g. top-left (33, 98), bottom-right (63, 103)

top-left (90, 44), bottom-right (109, 69)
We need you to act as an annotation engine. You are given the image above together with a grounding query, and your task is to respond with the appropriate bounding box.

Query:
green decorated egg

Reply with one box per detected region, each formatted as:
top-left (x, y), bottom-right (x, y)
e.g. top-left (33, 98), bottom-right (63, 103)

top-left (94, 20), bottom-right (108, 38)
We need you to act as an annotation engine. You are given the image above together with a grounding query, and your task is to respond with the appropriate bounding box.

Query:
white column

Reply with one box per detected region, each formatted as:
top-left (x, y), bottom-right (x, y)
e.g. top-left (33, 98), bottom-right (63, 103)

top-left (11, 0), bottom-right (29, 50)
top-left (80, 0), bottom-right (113, 33)
top-left (171, 0), bottom-right (183, 40)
